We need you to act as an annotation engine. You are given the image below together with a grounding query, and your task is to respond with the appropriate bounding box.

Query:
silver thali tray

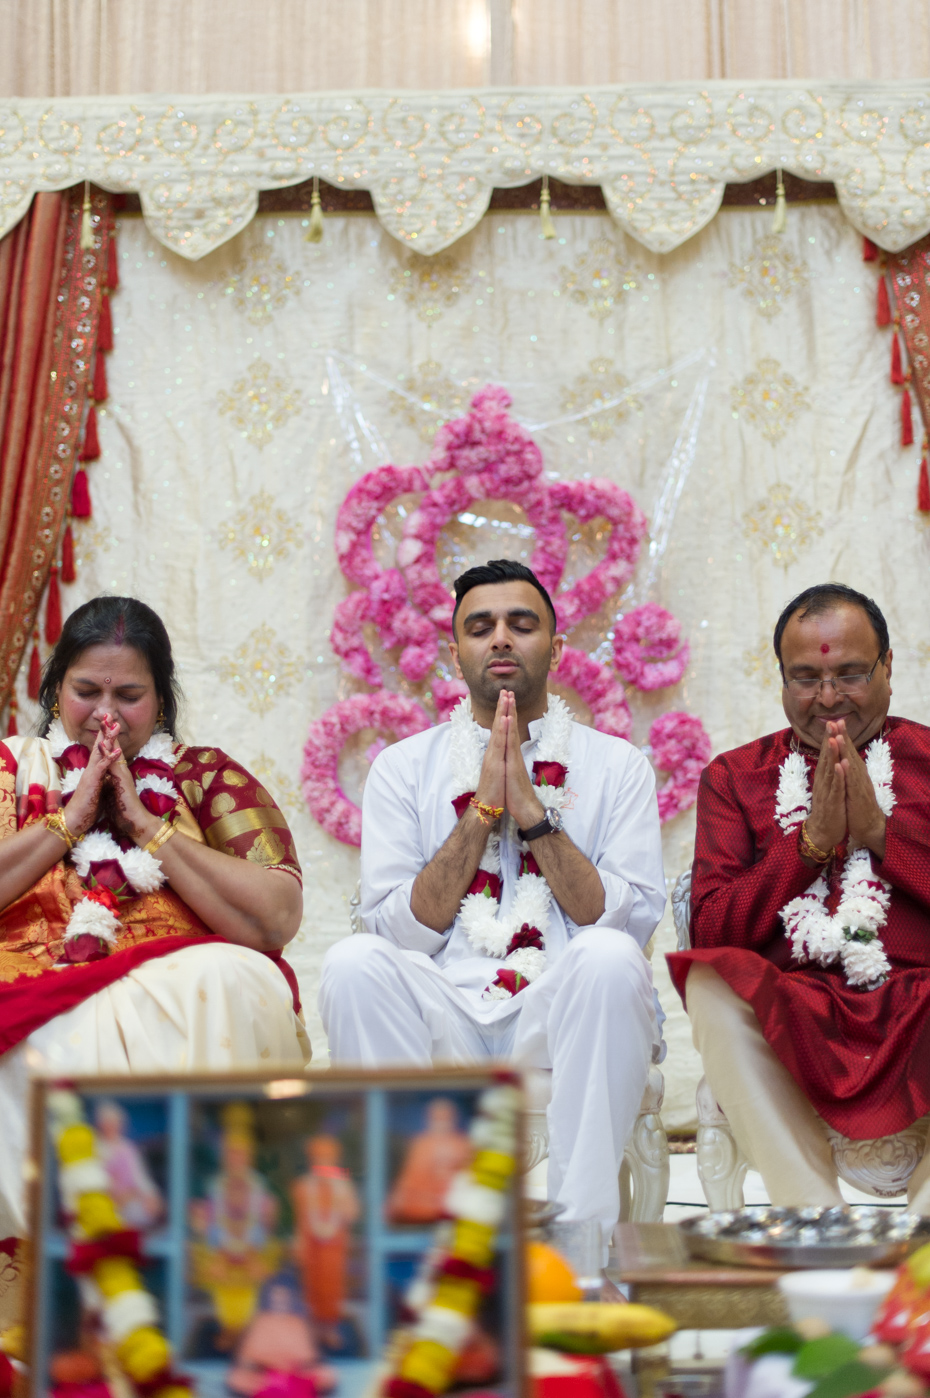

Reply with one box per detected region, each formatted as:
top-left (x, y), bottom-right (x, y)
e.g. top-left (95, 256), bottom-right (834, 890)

top-left (678, 1206), bottom-right (930, 1269)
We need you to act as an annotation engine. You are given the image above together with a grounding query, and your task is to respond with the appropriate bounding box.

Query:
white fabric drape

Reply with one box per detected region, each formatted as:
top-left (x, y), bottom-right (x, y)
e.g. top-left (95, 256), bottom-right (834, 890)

top-left (15, 201), bottom-right (930, 1127)
top-left (2, 0), bottom-right (928, 95)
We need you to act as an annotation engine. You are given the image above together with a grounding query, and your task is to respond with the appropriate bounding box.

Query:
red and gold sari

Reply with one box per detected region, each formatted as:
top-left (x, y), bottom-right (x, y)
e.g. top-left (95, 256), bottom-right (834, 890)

top-left (0, 735), bottom-right (303, 1055)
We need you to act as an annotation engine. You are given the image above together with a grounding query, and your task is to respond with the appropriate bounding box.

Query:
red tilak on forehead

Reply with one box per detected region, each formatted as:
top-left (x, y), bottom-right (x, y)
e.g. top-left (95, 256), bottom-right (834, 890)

top-left (821, 644), bottom-right (830, 654)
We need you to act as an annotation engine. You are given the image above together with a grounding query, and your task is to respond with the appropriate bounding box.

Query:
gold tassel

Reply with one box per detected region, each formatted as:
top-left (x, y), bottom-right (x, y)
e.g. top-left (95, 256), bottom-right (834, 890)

top-left (539, 175), bottom-right (556, 240)
top-left (79, 181), bottom-right (95, 250)
top-left (306, 176), bottom-right (324, 243)
top-left (772, 168), bottom-right (787, 234)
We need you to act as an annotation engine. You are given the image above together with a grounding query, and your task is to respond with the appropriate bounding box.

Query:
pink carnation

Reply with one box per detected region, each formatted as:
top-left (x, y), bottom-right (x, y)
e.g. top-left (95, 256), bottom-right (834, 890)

top-left (549, 479), bottom-right (648, 632)
top-left (335, 464), bottom-right (430, 587)
top-left (650, 711), bottom-right (711, 822)
top-left (302, 693), bottom-right (432, 846)
top-left (555, 645), bottom-right (632, 740)
top-left (613, 603), bottom-right (691, 691)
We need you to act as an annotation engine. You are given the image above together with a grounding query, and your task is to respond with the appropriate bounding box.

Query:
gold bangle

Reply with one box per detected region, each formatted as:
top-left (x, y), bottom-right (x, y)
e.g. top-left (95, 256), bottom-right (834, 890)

top-left (45, 810), bottom-right (76, 851)
top-left (469, 797), bottom-right (504, 827)
top-left (143, 820), bottom-right (177, 857)
top-left (799, 821), bottom-right (833, 865)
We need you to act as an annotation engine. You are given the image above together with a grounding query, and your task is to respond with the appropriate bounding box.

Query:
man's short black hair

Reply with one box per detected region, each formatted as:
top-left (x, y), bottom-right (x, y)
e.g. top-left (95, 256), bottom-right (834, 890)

top-left (773, 583), bottom-right (890, 671)
top-left (451, 559), bottom-right (558, 639)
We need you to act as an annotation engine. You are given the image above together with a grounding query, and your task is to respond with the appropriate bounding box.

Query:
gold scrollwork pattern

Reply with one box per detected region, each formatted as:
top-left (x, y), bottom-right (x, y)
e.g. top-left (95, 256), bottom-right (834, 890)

top-left (388, 360), bottom-right (468, 440)
top-left (728, 232), bottom-right (810, 319)
top-left (731, 357), bottom-right (811, 444)
top-left (560, 357), bottom-right (642, 439)
top-left (742, 482), bottom-right (824, 568)
top-left (217, 488), bottom-right (304, 580)
top-left (559, 237), bottom-right (645, 321)
top-left (217, 624), bottom-right (305, 716)
top-left (216, 359), bottom-right (302, 449)
top-left (4, 87), bottom-right (929, 260)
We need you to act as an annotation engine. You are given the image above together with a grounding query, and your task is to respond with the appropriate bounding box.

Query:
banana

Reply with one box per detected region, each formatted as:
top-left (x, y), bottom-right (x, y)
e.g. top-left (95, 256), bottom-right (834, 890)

top-left (528, 1302), bottom-right (677, 1354)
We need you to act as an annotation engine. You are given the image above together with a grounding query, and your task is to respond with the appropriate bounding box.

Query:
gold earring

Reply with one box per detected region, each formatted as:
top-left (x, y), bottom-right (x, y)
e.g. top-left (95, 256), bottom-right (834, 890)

top-left (51, 701), bottom-right (60, 719)
top-left (157, 704), bottom-right (165, 726)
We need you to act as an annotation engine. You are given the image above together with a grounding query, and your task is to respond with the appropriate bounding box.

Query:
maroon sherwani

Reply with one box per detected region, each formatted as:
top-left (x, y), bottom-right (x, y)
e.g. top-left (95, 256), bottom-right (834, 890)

top-left (667, 716), bottom-right (930, 1140)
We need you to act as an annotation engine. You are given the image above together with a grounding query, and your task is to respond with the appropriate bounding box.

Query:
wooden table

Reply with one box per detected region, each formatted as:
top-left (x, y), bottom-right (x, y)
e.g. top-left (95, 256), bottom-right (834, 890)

top-left (607, 1222), bottom-right (791, 1330)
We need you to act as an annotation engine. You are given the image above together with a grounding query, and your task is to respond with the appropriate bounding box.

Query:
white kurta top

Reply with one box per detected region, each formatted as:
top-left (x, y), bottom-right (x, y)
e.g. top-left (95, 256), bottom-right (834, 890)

top-left (360, 710), bottom-right (666, 1022)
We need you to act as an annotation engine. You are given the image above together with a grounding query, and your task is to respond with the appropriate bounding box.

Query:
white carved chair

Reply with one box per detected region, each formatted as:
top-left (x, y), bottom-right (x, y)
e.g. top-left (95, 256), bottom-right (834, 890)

top-left (672, 868), bottom-right (930, 1208)
top-left (349, 883), bottom-right (671, 1222)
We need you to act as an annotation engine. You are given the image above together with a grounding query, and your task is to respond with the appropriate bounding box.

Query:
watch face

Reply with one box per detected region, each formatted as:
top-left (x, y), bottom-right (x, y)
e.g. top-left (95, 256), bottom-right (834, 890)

top-left (545, 806), bottom-right (563, 832)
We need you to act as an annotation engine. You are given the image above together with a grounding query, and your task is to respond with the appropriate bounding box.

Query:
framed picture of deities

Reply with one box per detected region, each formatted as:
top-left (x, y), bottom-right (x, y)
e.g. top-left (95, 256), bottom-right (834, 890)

top-left (25, 1066), bottom-right (526, 1398)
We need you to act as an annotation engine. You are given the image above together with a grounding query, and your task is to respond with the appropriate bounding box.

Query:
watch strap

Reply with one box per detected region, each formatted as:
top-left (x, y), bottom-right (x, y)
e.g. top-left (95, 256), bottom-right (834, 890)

top-left (518, 813), bottom-right (556, 841)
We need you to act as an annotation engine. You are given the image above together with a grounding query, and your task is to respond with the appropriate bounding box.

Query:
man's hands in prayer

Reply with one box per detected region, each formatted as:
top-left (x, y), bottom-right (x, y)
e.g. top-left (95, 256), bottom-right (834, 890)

top-left (475, 690), bottom-right (546, 830)
top-left (805, 718), bottom-right (886, 861)
top-left (836, 720), bottom-right (886, 858)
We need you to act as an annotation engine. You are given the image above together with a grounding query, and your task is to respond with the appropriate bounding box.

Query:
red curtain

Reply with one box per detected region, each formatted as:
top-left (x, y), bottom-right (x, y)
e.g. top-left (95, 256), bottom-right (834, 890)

top-left (0, 186), bottom-right (112, 718)
top-left (888, 237), bottom-right (930, 439)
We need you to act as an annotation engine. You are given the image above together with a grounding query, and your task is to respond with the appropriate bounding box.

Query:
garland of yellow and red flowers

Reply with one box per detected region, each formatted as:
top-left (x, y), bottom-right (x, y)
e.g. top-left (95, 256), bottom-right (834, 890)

top-left (385, 1078), bottom-right (519, 1398)
top-left (48, 1090), bottom-right (193, 1398)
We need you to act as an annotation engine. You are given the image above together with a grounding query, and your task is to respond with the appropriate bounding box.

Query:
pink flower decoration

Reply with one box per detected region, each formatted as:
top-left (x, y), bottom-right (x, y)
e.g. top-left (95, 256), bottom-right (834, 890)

top-left (335, 464), bottom-right (430, 587)
top-left (432, 678), bottom-right (469, 722)
top-left (554, 645), bottom-right (632, 740)
top-left (302, 692), bottom-right (432, 847)
top-left (650, 710), bottom-right (711, 822)
top-left (613, 603), bottom-right (691, 692)
top-left (548, 480), bottom-right (648, 633)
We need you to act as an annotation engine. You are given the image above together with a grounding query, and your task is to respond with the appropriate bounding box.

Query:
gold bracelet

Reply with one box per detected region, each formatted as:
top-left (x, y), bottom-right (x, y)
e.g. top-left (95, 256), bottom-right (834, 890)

top-left (45, 810), bottom-right (76, 851)
top-left (469, 797), bottom-right (504, 827)
top-left (799, 821), bottom-right (833, 865)
top-left (143, 820), bottom-right (177, 856)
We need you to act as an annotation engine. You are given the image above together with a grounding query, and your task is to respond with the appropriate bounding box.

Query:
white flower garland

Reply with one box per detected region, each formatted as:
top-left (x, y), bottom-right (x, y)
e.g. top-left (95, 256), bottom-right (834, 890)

top-left (47, 722), bottom-right (181, 950)
top-left (449, 695), bottom-right (573, 998)
top-left (777, 737), bottom-right (894, 989)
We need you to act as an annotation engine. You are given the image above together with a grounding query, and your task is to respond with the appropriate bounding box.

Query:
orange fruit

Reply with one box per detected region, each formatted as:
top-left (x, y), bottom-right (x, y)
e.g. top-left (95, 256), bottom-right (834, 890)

top-left (526, 1240), bottom-right (582, 1304)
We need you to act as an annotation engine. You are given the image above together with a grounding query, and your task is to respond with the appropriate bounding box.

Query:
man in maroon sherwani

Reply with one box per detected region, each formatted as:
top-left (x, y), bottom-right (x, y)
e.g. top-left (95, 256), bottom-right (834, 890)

top-left (667, 583), bottom-right (930, 1209)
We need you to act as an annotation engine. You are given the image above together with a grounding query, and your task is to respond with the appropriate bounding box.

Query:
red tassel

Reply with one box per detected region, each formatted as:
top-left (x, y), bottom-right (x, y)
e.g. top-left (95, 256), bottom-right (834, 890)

top-left (61, 523), bottom-right (76, 584)
top-left (92, 349), bottom-right (107, 402)
top-left (902, 387), bottom-right (915, 447)
top-left (71, 468), bottom-right (92, 518)
top-left (45, 566), bottom-right (62, 645)
top-left (891, 333), bottom-right (905, 385)
top-left (920, 456), bottom-right (930, 513)
top-left (863, 237), bottom-right (879, 262)
top-left (106, 232), bottom-right (119, 290)
top-left (27, 640), bottom-right (41, 701)
top-left (97, 293), bottom-right (113, 352)
top-left (79, 406), bottom-right (100, 461)
top-left (877, 276), bottom-right (891, 326)
top-left (7, 700), bottom-right (17, 738)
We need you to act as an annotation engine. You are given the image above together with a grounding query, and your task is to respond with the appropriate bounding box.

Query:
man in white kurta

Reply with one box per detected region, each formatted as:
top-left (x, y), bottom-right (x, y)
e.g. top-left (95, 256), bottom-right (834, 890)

top-left (320, 563), bottom-right (665, 1238)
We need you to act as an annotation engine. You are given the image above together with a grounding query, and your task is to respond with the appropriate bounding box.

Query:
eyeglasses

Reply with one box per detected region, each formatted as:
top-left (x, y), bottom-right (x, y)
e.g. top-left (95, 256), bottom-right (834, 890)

top-left (783, 655), bottom-right (884, 698)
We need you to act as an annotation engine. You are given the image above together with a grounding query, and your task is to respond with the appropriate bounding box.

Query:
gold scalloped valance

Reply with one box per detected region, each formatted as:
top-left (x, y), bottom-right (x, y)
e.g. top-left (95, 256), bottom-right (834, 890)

top-left (2, 82), bottom-right (929, 259)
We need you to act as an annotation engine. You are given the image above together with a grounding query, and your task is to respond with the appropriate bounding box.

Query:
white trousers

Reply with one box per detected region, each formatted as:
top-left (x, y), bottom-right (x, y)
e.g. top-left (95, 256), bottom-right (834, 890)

top-left (0, 942), bottom-right (310, 1239)
top-left (687, 963), bottom-right (930, 1211)
top-left (319, 929), bottom-right (657, 1238)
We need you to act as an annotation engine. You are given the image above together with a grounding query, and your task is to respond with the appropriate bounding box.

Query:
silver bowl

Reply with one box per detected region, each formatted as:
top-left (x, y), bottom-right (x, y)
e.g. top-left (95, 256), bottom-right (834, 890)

top-left (678, 1205), bottom-right (930, 1269)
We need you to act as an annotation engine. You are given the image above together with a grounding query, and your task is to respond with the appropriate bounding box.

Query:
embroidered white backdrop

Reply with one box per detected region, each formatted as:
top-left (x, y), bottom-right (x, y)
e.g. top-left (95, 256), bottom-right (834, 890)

top-left (18, 202), bottom-right (930, 1129)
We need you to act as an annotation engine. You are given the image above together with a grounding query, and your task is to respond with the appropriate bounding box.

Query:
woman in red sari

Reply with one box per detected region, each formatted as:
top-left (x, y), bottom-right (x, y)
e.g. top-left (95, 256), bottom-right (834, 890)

top-left (0, 595), bottom-right (309, 1238)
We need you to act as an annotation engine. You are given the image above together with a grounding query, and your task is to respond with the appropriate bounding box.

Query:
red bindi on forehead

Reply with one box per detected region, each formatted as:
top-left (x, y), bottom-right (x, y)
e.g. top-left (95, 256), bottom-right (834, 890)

top-left (820, 644), bottom-right (830, 654)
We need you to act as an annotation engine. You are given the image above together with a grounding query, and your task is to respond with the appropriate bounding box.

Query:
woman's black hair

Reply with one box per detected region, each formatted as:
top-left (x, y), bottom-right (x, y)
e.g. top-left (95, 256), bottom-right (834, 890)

top-left (37, 596), bottom-right (181, 737)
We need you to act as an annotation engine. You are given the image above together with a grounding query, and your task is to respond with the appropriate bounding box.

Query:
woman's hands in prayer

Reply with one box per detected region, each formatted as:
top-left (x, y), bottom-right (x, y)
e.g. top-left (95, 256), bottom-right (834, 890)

top-left (65, 715), bottom-right (125, 837)
top-left (806, 718), bottom-right (886, 861)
